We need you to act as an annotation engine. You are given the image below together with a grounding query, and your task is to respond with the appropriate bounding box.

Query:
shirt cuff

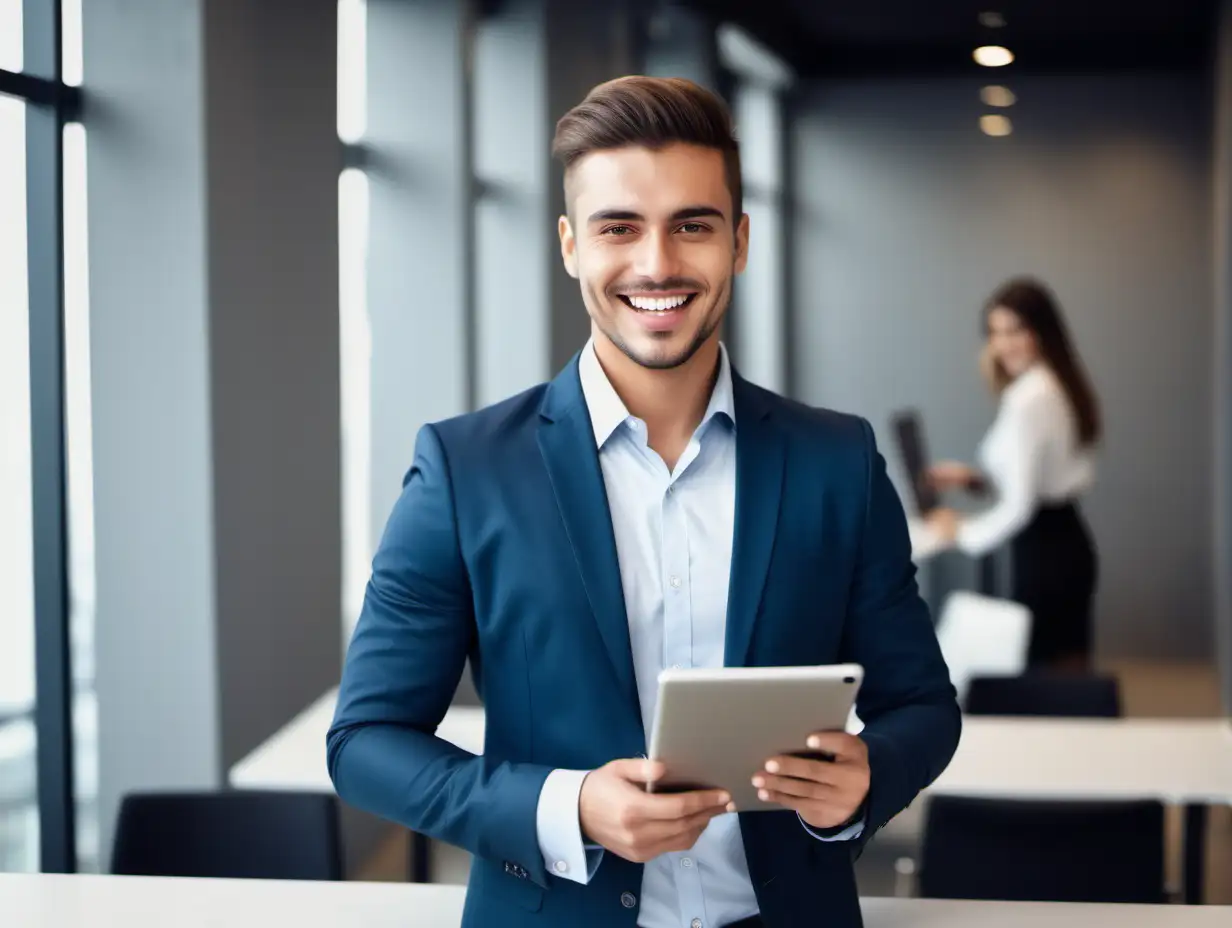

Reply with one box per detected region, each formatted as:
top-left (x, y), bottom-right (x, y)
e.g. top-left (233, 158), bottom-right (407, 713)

top-left (535, 768), bottom-right (604, 884)
top-left (799, 811), bottom-right (866, 842)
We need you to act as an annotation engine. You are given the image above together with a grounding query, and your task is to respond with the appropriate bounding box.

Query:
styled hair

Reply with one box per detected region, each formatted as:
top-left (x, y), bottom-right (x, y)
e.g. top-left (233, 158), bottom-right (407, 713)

top-left (983, 278), bottom-right (1102, 447)
top-left (552, 76), bottom-right (742, 220)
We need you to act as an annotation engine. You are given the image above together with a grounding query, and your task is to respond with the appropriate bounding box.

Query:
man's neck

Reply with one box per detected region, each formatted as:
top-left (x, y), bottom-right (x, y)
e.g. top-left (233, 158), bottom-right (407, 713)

top-left (592, 333), bottom-right (720, 462)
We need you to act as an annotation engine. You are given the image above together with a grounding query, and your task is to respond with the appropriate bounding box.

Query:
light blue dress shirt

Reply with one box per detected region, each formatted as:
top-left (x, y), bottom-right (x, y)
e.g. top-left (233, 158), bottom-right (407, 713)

top-left (534, 340), bottom-right (862, 928)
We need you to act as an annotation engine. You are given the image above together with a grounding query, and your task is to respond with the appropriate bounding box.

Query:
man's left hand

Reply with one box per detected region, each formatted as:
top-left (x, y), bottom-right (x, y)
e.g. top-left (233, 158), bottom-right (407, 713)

top-left (752, 731), bottom-right (870, 830)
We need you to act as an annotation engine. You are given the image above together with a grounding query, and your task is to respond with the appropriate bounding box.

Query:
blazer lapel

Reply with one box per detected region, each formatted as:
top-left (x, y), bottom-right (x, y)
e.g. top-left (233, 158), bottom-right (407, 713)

top-left (537, 360), bottom-right (640, 714)
top-left (725, 375), bottom-right (786, 668)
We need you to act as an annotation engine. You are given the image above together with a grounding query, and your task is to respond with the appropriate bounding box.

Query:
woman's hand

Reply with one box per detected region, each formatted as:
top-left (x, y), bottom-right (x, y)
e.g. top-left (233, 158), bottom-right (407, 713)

top-left (927, 461), bottom-right (981, 492)
top-left (925, 507), bottom-right (961, 544)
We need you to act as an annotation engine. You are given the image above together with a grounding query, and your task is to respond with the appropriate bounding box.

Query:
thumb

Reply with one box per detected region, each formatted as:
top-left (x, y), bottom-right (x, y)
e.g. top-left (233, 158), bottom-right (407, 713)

top-left (607, 757), bottom-right (666, 784)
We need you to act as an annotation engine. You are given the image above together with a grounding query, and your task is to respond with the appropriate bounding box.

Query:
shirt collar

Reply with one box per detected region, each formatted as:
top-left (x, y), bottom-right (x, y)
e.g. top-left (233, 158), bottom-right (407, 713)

top-left (578, 337), bottom-right (736, 449)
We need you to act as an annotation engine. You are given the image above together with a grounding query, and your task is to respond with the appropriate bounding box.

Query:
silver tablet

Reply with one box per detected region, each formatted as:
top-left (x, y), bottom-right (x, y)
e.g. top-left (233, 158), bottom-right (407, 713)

top-left (646, 664), bottom-right (864, 811)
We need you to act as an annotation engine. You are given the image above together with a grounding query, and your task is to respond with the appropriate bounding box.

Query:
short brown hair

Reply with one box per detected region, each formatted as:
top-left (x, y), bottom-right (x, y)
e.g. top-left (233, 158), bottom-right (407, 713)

top-left (552, 76), bottom-right (742, 220)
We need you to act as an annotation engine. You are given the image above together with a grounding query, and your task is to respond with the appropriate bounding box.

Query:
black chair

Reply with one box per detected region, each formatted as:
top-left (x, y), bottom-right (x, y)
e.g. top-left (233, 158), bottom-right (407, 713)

top-left (111, 790), bottom-right (343, 881)
top-left (918, 796), bottom-right (1166, 903)
top-left (964, 673), bottom-right (1122, 718)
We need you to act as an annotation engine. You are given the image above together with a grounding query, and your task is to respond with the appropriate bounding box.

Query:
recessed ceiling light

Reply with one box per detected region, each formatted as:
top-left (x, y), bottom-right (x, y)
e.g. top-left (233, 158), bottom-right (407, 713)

top-left (980, 85), bottom-right (1017, 107)
top-left (974, 45), bottom-right (1014, 67)
top-left (980, 114), bottom-right (1013, 137)
top-left (979, 12), bottom-right (1006, 28)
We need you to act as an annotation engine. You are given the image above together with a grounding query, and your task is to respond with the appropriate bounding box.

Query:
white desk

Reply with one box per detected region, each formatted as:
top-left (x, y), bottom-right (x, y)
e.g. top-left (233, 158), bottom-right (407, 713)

top-left (229, 687), bottom-right (486, 791)
top-left (231, 695), bottom-right (1232, 902)
top-left (2, 874), bottom-right (1228, 927)
top-left (0, 873), bottom-right (466, 927)
top-left (229, 688), bottom-right (486, 882)
top-left (933, 717), bottom-right (1232, 805)
top-left (233, 700), bottom-right (1232, 809)
top-left (931, 717), bottom-right (1232, 905)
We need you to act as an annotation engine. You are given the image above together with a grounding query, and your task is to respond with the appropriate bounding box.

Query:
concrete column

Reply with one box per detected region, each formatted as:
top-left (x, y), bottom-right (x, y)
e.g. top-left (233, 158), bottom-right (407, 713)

top-left (472, 0), bottom-right (551, 407)
top-left (643, 2), bottom-right (720, 90)
top-left (83, 0), bottom-right (342, 863)
top-left (1213, 0), bottom-right (1232, 712)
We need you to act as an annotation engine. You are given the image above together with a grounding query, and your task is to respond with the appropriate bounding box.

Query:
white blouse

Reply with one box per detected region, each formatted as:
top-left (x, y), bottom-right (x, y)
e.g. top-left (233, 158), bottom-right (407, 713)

top-left (956, 365), bottom-right (1096, 557)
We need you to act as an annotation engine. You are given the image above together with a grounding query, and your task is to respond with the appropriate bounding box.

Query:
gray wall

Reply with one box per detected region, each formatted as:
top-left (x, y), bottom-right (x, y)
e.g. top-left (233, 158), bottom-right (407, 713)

top-left (365, 0), bottom-right (472, 540)
top-left (84, 0), bottom-right (342, 863)
top-left (204, 0), bottom-right (342, 771)
top-left (85, 0), bottom-right (222, 865)
top-left (793, 74), bottom-right (1215, 661)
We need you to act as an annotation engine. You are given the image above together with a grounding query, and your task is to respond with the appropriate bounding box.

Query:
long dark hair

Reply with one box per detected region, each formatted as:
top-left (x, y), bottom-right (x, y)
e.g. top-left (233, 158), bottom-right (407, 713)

top-left (983, 278), bottom-right (1101, 447)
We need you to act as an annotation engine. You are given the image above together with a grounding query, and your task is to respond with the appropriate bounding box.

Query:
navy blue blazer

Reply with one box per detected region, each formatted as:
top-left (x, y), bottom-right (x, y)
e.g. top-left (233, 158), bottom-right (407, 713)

top-left (327, 355), bottom-right (960, 928)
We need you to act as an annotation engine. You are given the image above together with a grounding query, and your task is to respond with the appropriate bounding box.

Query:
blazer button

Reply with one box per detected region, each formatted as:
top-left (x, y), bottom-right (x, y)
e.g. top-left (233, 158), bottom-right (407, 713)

top-left (621, 891), bottom-right (637, 908)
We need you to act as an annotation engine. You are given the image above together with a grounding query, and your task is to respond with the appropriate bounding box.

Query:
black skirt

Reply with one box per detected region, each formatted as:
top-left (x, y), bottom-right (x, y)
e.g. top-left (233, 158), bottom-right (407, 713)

top-left (1010, 501), bottom-right (1098, 667)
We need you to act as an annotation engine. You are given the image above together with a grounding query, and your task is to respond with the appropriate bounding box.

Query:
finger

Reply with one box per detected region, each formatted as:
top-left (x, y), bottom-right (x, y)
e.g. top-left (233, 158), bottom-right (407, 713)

top-left (751, 772), bottom-right (832, 802)
top-left (761, 755), bottom-right (842, 787)
top-left (623, 808), bottom-right (724, 861)
top-left (639, 787), bottom-right (732, 821)
top-left (640, 805), bottom-right (726, 844)
top-left (608, 758), bottom-right (666, 784)
top-left (804, 731), bottom-right (866, 762)
top-left (761, 793), bottom-right (856, 831)
top-left (636, 818), bottom-right (714, 859)
top-left (755, 788), bottom-right (846, 821)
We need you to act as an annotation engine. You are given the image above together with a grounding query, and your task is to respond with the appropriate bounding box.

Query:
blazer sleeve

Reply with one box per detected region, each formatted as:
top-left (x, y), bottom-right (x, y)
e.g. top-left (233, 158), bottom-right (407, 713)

top-left (326, 424), bottom-right (554, 885)
top-left (842, 419), bottom-right (962, 849)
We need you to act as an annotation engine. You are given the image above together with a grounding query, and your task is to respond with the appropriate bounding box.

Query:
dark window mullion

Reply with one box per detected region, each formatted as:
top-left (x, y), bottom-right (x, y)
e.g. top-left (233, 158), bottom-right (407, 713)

top-left (23, 0), bottom-right (76, 875)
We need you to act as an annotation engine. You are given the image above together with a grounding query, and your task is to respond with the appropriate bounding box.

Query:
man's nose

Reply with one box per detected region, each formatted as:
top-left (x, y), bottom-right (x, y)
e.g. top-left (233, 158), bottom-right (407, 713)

top-left (631, 230), bottom-right (681, 282)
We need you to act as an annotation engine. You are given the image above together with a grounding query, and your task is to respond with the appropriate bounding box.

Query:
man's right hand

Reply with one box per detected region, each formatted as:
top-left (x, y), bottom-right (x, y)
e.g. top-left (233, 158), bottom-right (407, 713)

top-left (578, 759), bottom-right (733, 864)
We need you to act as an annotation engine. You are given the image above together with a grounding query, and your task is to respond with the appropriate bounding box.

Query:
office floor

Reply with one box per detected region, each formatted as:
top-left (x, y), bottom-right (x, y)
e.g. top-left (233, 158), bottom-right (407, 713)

top-left (355, 660), bottom-right (1231, 904)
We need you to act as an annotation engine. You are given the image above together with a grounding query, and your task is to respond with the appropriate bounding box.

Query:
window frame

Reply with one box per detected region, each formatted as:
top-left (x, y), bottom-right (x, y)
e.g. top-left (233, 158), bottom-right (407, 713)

top-left (1, 0), bottom-right (83, 874)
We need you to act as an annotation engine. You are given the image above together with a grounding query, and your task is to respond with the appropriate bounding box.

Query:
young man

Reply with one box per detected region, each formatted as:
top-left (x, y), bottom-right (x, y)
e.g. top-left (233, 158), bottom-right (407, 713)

top-left (327, 77), bottom-right (959, 928)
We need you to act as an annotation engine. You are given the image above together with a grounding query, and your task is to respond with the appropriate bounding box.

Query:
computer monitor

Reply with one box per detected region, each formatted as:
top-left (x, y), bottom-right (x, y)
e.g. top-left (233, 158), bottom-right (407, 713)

top-left (891, 410), bottom-right (938, 514)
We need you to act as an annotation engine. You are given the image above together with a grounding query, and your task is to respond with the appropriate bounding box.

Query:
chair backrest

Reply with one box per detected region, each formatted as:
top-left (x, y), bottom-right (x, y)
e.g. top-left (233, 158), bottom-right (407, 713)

top-left (934, 592), bottom-right (1031, 702)
top-left (111, 790), bottom-right (343, 881)
top-left (918, 796), bottom-right (1166, 904)
top-left (965, 673), bottom-right (1122, 718)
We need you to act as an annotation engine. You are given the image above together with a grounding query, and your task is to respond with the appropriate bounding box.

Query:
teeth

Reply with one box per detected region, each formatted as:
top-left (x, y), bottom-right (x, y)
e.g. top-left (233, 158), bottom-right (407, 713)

top-left (628, 294), bottom-right (690, 311)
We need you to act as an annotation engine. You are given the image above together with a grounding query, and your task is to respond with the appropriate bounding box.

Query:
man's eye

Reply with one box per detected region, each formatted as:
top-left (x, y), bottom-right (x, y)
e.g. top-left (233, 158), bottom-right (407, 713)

top-left (603, 225), bottom-right (633, 236)
top-left (678, 222), bottom-right (708, 234)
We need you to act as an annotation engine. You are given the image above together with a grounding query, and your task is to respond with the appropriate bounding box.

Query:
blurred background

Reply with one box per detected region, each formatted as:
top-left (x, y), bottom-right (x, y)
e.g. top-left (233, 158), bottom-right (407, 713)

top-left (2, 0), bottom-right (1231, 909)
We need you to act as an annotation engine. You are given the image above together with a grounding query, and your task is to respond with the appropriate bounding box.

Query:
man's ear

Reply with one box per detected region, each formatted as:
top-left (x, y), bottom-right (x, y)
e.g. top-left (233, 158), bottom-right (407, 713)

top-left (734, 212), bottom-right (750, 275)
top-left (558, 214), bottom-right (579, 279)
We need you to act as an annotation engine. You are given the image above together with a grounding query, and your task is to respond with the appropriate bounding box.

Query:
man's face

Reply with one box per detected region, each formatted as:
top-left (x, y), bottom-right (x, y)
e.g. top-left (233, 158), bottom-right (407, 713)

top-left (559, 143), bottom-right (749, 371)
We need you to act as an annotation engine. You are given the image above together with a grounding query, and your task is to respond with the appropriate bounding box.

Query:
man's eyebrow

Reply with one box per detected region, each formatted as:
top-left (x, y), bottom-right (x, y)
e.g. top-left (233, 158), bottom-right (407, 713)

top-left (585, 205), bottom-right (727, 224)
top-left (669, 206), bottom-right (726, 222)
top-left (586, 209), bottom-right (643, 224)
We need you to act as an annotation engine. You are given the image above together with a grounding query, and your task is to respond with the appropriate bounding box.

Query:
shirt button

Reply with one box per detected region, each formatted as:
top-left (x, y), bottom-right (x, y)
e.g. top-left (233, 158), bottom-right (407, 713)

top-left (671, 663), bottom-right (682, 670)
top-left (621, 891), bottom-right (637, 908)
top-left (669, 575), bottom-right (681, 589)
top-left (692, 919), bottom-right (703, 928)
top-left (553, 860), bottom-right (568, 874)
top-left (681, 857), bottom-right (693, 868)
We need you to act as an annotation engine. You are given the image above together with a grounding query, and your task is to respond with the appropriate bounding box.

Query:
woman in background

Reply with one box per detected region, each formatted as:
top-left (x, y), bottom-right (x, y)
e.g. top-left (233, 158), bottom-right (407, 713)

top-left (927, 278), bottom-right (1101, 671)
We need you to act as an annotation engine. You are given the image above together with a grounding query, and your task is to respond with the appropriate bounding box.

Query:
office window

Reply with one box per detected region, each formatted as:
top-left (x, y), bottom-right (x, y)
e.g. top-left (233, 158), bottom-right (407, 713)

top-left (718, 23), bottom-right (792, 394)
top-left (62, 0), bottom-right (82, 88)
top-left (339, 167), bottom-right (371, 637)
top-left (732, 81), bottom-right (786, 393)
top-left (63, 118), bottom-right (97, 872)
top-left (0, 91), bottom-right (39, 874)
top-left (1, 0), bottom-right (85, 873)
top-left (0, 1), bottom-right (21, 73)
top-left (338, 0), bottom-right (371, 641)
